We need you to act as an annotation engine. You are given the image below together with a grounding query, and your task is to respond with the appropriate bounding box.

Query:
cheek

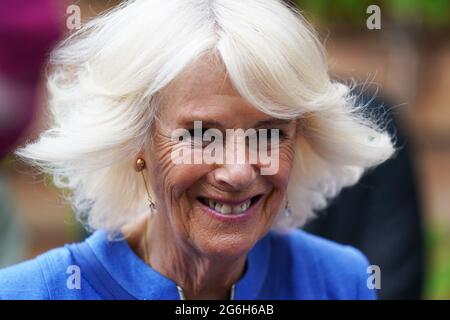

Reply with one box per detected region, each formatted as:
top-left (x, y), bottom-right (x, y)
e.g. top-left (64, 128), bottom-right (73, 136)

top-left (257, 140), bottom-right (297, 228)
top-left (265, 140), bottom-right (296, 190)
top-left (147, 136), bottom-right (214, 238)
top-left (148, 134), bottom-right (210, 202)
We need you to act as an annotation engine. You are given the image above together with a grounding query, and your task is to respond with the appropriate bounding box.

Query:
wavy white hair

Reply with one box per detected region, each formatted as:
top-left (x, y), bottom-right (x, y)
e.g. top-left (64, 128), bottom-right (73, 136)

top-left (15, 0), bottom-right (394, 233)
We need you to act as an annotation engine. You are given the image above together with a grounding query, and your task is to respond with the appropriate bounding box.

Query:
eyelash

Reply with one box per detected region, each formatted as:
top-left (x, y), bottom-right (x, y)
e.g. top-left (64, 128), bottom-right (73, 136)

top-left (265, 129), bottom-right (286, 140)
top-left (186, 128), bottom-right (211, 147)
top-left (188, 128), bottom-right (209, 137)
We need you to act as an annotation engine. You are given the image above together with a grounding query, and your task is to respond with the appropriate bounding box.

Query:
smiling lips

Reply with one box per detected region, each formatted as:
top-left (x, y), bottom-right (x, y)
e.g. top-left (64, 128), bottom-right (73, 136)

top-left (198, 195), bottom-right (262, 215)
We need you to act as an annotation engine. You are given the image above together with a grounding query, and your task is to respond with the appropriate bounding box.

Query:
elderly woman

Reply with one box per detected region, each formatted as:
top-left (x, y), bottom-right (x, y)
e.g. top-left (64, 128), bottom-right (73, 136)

top-left (0, 0), bottom-right (393, 300)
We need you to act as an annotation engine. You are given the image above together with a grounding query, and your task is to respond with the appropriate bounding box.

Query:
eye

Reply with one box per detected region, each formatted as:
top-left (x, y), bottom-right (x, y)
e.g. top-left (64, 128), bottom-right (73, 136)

top-left (188, 127), bottom-right (211, 147)
top-left (188, 127), bottom-right (210, 138)
top-left (259, 129), bottom-right (286, 143)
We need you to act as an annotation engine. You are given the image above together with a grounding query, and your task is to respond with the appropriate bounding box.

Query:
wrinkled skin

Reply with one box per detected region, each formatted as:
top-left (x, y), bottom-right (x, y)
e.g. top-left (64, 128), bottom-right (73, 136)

top-left (125, 57), bottom-right (297, 299)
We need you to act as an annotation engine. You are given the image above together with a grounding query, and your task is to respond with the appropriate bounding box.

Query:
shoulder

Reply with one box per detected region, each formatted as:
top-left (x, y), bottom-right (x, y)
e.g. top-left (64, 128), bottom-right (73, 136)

top-left (0, 232), bottom-right (113, 300)
top-left (266, 229), bottom-right (376, 299)
top-left (276, 229), bottom-right (371, 272)
top-left (0, 246), bottom-right (73, 300)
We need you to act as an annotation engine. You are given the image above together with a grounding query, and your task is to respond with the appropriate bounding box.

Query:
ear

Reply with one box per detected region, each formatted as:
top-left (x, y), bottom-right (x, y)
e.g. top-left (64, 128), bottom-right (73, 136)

top-left (295, 116), bottom-right (308, 135)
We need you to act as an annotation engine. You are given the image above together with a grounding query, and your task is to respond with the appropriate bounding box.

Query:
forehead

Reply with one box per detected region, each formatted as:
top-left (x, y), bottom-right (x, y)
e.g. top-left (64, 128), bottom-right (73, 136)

top-left (153, 57), bottom-right (298, 129)
top-left (155, 55), bottom-right (290, 128)
top-left (158, 56), bottom-right (241, 111)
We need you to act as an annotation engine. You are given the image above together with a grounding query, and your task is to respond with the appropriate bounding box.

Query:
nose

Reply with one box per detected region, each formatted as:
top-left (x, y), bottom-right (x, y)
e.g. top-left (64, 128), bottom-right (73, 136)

top-left (213, 163), bottom-right (257, 191)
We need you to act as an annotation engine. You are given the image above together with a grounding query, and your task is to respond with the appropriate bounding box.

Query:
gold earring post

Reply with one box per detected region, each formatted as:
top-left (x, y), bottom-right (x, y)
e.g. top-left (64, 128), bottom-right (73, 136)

top-left (136, 158), bottom-right (156, 213)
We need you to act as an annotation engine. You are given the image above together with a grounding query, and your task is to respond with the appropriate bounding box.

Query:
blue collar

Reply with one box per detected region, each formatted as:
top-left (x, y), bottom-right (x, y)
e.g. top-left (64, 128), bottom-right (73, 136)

top-left (85, 230), bottom-right (272, 300)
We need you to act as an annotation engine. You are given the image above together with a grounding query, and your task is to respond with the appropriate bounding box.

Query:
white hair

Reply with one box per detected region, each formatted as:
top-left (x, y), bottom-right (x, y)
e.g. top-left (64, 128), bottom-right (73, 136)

top-left (15, 0), bottom-right (394, 233)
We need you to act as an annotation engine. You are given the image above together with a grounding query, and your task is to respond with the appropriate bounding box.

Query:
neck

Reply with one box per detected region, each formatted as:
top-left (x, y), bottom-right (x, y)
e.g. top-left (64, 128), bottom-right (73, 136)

top-left (127, 215), bottom-right (247, 300)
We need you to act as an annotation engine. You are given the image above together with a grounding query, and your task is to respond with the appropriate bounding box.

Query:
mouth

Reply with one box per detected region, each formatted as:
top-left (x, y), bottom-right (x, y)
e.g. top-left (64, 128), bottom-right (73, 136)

top-left (197, 194), bottom-right (263, 216)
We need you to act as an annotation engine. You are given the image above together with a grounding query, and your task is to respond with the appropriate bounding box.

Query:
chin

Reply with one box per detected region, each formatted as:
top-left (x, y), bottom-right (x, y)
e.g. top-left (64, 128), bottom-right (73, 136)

top-left (193, 231), bottom-right (259, 259)
top-left (177, 195), bottom-right (274, 258)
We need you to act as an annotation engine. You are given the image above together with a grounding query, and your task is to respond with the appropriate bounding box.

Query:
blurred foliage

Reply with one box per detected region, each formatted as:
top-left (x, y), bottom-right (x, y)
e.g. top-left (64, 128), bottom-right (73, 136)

top-left (295, 0), bottom-right (450, 28)
top-left (425, 221), bottom-right (450, 299)
top-left (0, 154), bottom-right (15, 170)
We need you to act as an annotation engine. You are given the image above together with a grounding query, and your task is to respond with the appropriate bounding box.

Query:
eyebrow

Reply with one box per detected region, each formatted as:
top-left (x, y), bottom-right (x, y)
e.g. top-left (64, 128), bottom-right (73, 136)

top-left (255, 119), bottom-right (292, 127)
top-left (179, 117), bottom-right (291, 129)
top-left (183, 120), bottom-right (223, 128)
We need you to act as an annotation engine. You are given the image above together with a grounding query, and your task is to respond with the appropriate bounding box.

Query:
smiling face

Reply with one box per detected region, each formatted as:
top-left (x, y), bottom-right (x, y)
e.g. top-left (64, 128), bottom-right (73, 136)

top-left (144, 57), bottom-right (297, 259)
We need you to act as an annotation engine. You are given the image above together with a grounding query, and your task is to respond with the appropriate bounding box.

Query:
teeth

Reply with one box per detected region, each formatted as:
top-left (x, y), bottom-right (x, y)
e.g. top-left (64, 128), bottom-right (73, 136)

top-left (203, 198), bottom-right (252, 215)
top-left (220, 204), bottom-right (232, 214)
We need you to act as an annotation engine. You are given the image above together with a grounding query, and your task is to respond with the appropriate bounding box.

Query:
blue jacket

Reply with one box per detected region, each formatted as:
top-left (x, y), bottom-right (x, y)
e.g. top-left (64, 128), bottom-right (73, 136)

top-left (0, 229), bottom-right (376, 299)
